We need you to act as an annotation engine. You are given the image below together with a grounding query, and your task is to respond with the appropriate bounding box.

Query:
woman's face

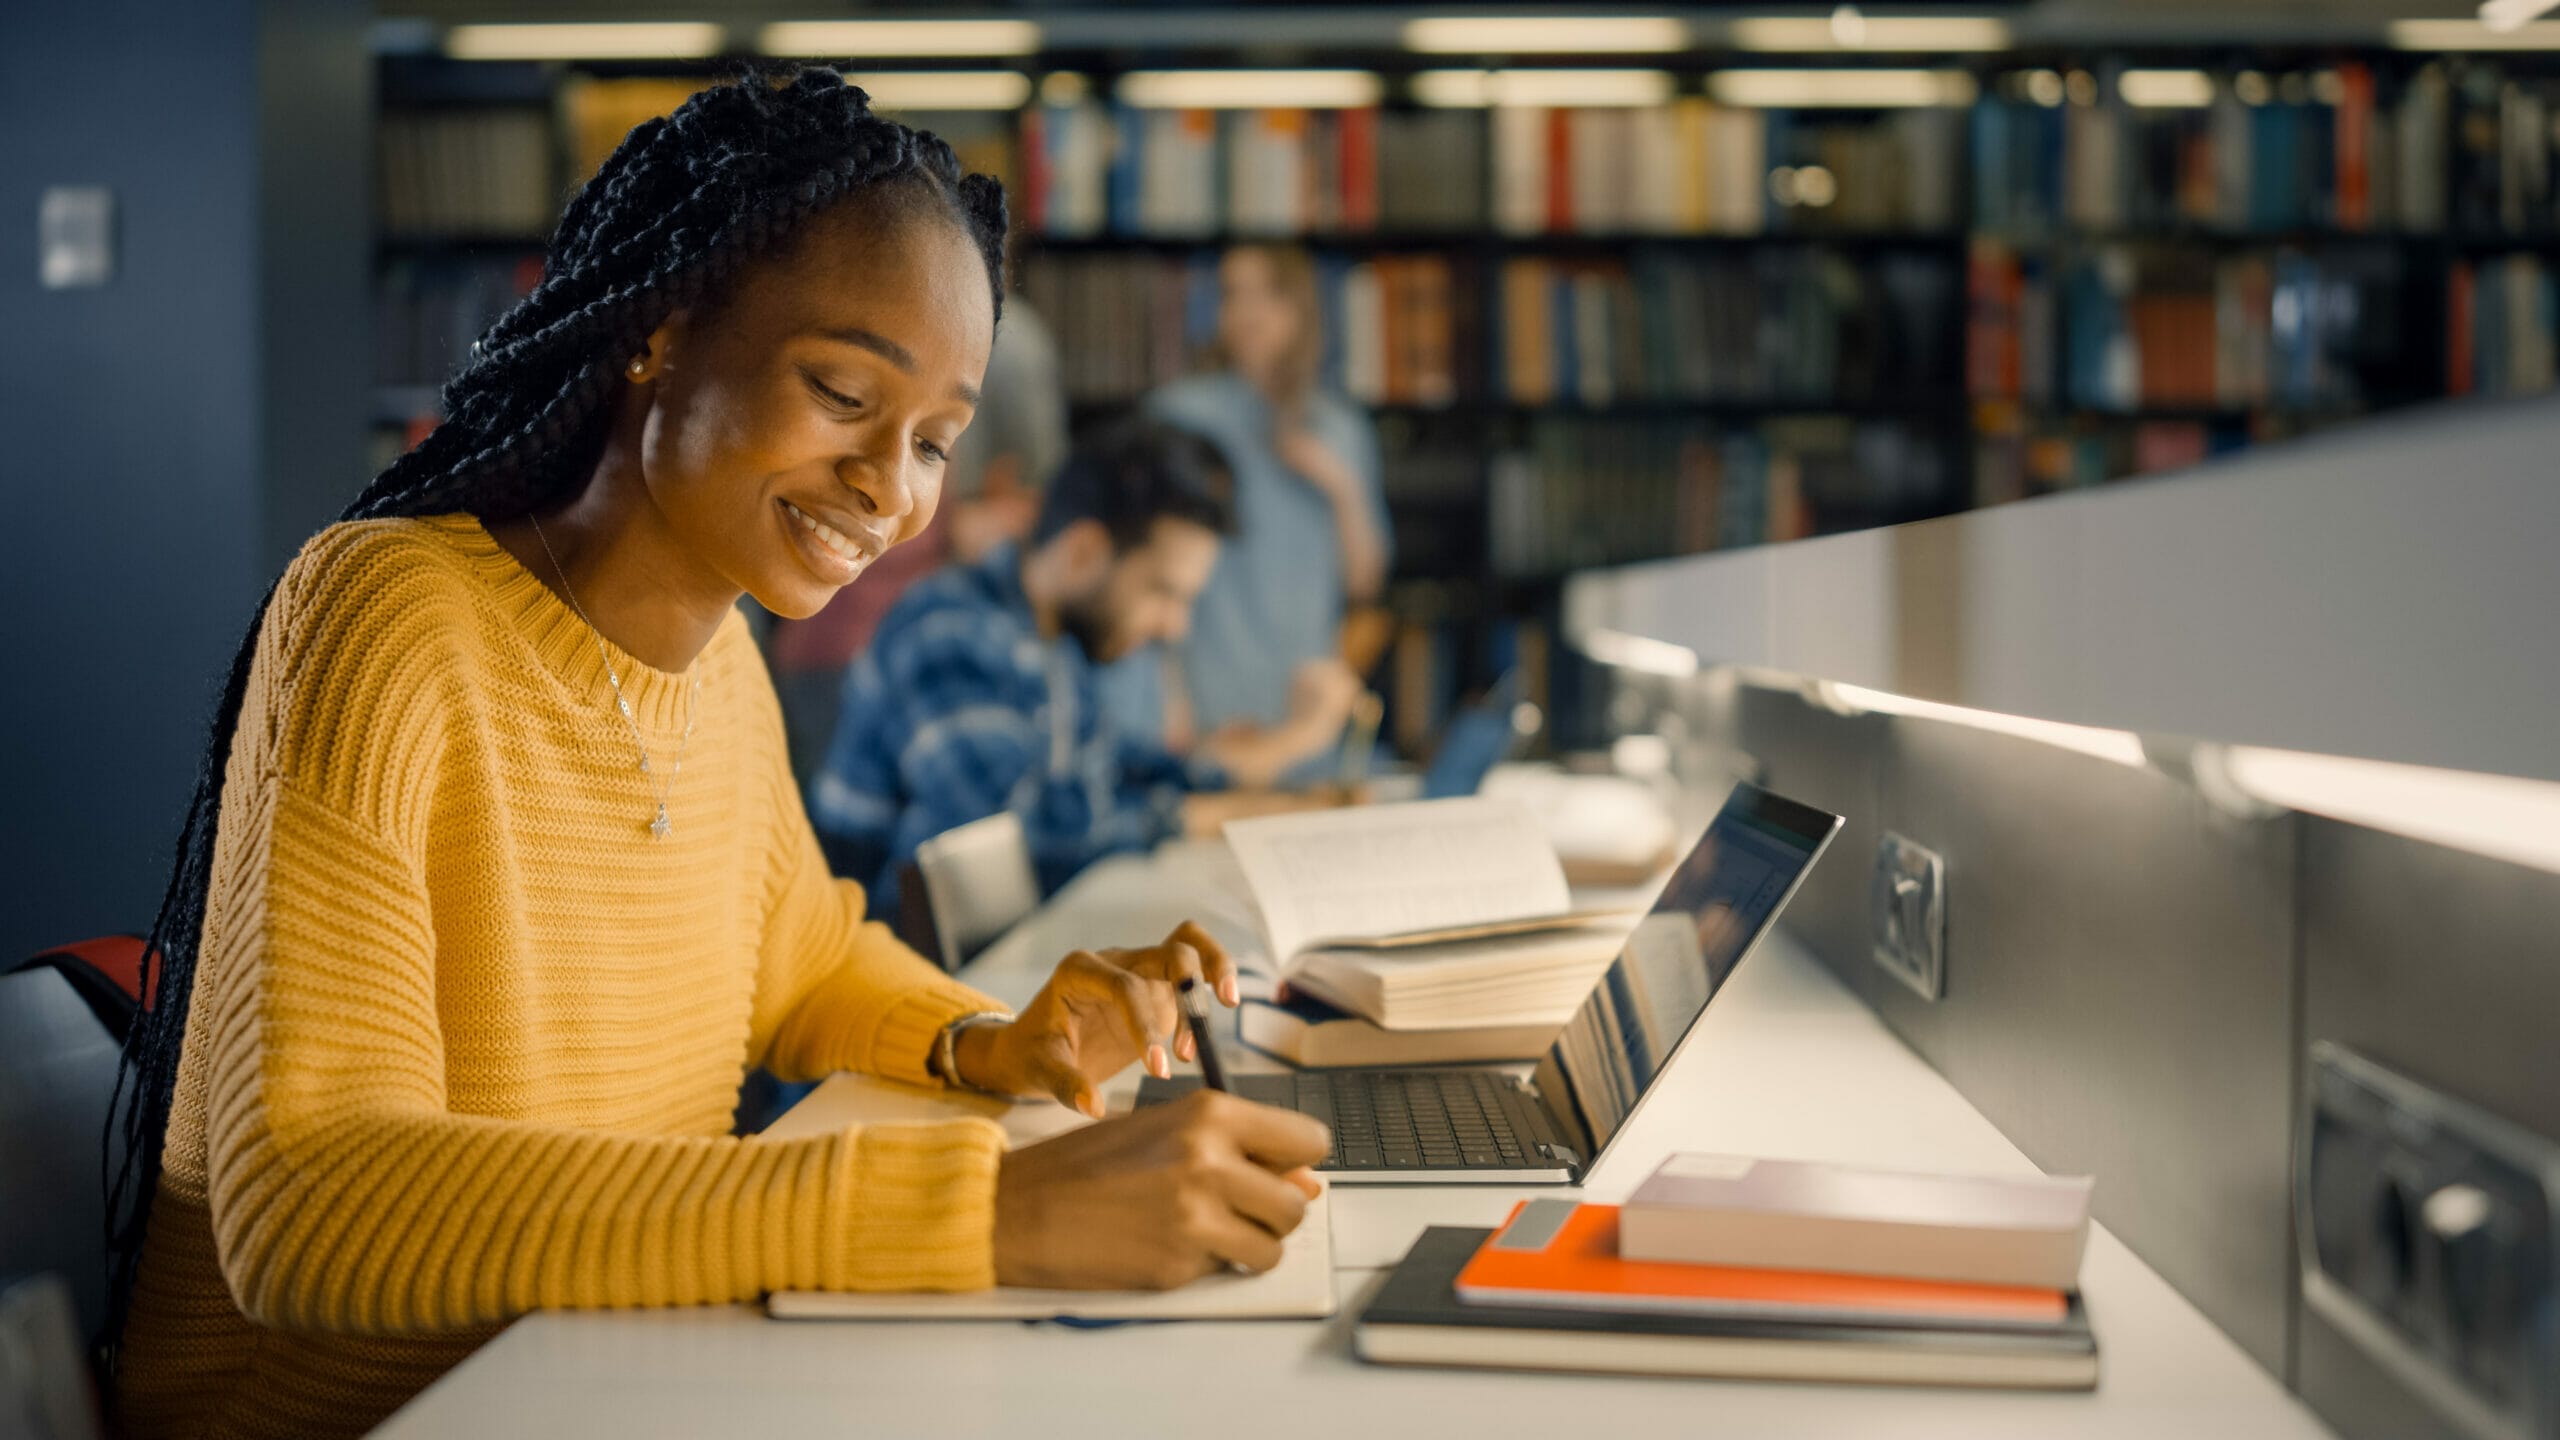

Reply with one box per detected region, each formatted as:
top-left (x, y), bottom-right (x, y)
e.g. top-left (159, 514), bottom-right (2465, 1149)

top-left (1216, 249), bottom-right (1300, 391)
top-left (633, 200), bottom-right (994, 620)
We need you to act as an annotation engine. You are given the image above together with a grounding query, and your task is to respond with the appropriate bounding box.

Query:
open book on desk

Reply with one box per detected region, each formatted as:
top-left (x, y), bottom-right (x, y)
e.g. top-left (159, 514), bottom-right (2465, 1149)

top-left (759, 1073), bottom-right (1337, 1323)
top-left (1224, 799), bottom-right (1635, 1030)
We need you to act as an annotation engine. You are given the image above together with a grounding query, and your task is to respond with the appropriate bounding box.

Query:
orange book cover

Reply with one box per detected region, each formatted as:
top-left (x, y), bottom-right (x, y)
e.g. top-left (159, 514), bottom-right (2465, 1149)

top-left (1338, 106), bottom-right (1377, 231)
top-left (1018, 105), bottom-right (1049, 234)
top-left (1378, 257), bottom-right (1411, 405)
top-left (1501, 258), bottom-right (1555, 404)
top-left (1456, 1202), bottom-right (2069, 1329)
top-left (2448, 261), bottom-right (2476, 396)
top-left (1544, 109), bottom-right (1574, 233)
top-left (2336, 62), bottom-right (2373, 231)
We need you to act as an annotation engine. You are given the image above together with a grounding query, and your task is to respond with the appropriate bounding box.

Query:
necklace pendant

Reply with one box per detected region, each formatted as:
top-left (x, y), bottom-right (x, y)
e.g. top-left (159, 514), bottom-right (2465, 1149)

top-left (649, 803), bottom-right (671, 841)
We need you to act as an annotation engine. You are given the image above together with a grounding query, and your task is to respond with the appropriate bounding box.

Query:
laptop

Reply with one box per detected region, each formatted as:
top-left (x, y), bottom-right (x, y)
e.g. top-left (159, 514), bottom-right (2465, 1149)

top-left (1419, 672), bottom-right (1530, 800)
top-left (1138, 781), bottom-right (1844, 1183)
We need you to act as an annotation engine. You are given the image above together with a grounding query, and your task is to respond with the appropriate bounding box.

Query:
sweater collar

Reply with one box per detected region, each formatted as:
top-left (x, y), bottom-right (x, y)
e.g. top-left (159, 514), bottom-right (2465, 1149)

top-left (425, 513), bottom-right (708, 735)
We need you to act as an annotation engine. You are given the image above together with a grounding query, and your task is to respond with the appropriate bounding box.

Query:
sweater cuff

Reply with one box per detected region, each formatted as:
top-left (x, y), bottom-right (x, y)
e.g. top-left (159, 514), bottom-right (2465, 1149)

top-left (868, 976), bottom-right (1012, 1088)
top-left (820, 1119), bottom-right (1005, 1292)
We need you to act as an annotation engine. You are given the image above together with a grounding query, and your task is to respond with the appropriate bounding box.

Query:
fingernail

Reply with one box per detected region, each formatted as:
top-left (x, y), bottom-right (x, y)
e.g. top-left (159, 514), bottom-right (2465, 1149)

top-left (1220, 976), bottom-right (1240, 1006)
top-left (1177, 1031), bottom-right (1196, 1061)
top-left (1148, 1043), bottom-right (1169, 1078)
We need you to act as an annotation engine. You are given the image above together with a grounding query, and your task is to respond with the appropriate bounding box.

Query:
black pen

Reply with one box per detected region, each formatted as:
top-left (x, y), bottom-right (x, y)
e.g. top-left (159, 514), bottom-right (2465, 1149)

top-left (1177, 977), bottom-right (1230, 1093)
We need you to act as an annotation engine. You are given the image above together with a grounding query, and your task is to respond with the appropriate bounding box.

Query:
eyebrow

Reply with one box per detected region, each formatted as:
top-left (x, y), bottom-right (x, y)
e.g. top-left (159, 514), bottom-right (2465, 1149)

top-left (817, 326), bottom-right (981, 407)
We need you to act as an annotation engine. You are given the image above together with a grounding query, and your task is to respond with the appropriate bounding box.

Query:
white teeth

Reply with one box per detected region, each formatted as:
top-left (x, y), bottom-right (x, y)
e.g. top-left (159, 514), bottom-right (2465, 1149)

top-left (784, 501), bottom-right (867, 568)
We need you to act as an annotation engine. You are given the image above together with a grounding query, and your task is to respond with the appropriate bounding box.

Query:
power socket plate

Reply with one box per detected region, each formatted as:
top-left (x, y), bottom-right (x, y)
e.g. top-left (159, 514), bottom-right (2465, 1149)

top-left (2298, 1043), bottom-right (2560, 1440)
top-left (1869, 831), bottom-right (1946, 1001)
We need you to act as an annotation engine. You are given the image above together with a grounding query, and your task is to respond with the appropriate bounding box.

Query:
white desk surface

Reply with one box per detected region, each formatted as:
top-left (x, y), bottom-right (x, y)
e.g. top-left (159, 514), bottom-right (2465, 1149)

top-left (375, 843), bottom-right (2331, 1440)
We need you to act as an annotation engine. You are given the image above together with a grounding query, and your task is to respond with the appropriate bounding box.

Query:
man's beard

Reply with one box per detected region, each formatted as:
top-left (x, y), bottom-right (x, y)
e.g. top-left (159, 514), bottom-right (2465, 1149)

top-left (1056, 590), bottom-right (1119, 664)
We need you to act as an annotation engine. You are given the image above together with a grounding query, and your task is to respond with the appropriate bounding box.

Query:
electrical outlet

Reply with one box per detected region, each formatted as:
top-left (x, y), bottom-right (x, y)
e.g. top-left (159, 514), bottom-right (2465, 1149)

top-left (1869, 832), bottom-right (1945, 1000)
top-left (39, 186), bottom-right (114, 289)
top-left (2299, 1043), bottom-right (2560, 1440)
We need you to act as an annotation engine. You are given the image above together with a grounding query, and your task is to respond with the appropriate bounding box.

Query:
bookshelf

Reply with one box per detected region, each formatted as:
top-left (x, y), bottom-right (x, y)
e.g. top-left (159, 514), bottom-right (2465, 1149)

top-left (369, 48), bottom-right (2560, 746)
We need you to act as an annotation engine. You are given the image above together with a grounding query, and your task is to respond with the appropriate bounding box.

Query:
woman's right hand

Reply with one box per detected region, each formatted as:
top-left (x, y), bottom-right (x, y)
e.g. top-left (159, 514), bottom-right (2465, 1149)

top-left (991, 1090), bottom-right (1331, 1290)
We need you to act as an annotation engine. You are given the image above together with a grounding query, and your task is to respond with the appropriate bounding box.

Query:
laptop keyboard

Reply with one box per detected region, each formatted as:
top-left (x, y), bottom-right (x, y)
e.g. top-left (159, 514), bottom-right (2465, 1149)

top-left (1288, 1070), bottom-right (1538, 1171)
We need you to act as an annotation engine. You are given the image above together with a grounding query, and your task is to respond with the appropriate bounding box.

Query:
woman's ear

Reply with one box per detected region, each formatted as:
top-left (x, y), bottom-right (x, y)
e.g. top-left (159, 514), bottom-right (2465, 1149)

top-left (627, 316), bottom-right (685, 383)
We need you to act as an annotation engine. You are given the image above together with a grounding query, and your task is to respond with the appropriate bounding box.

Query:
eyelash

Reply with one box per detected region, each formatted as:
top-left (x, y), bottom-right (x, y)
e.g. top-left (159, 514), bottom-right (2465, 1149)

top-left (805, 370), bottom-right (949, 465)
top-left (803, 370), bottom-right (861, 413)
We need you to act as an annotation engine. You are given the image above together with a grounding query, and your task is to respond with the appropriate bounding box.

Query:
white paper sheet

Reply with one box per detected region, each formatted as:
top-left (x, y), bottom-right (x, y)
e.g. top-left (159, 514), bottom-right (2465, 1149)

top-left (757, 1074), bottom-right (1335, 1323)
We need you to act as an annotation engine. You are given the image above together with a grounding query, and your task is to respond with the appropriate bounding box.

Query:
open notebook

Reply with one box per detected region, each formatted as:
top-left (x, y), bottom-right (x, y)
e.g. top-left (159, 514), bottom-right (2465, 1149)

top-left (759, 1074), bottom-right (1337, 1322)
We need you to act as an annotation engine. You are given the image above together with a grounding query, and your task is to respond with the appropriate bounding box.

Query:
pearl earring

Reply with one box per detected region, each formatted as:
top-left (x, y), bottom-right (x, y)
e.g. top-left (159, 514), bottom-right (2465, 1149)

top-left (626, 357), bottom-right (648, 380)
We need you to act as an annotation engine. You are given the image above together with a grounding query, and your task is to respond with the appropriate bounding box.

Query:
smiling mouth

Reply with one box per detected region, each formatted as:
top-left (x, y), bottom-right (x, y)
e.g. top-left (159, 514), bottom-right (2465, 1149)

top-left (780, 499), bottom-right (880, 571)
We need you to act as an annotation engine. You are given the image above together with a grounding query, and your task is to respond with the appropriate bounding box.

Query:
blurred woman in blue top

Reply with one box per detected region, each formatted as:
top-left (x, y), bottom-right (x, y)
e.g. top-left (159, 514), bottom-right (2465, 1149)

top-left (1109, 244), bottom-right (1384, 765)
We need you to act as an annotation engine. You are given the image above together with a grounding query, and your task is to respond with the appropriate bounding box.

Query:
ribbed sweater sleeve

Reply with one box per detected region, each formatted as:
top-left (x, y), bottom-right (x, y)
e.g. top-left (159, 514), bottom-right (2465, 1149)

top-left (744, 648), bottom-right (1009, 1087)
top-left (196, 531), bottom-right (1004, 1339)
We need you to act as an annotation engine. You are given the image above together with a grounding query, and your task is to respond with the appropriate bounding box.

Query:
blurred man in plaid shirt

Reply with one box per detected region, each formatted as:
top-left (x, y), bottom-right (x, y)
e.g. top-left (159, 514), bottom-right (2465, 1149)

top-left (811, 418), bottom-right (1357, 918)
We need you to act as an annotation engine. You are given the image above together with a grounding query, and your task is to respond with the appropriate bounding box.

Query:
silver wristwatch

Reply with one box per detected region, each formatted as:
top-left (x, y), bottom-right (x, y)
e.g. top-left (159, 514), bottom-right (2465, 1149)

top-left (929, 1010), bottom-right (1017, 1097)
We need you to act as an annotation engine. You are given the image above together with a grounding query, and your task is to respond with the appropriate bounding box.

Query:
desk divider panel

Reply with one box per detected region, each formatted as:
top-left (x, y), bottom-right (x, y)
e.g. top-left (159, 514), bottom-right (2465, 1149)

top-left (1695, 680), bottom-right (2301, 1377)
top-left (1666, 668), bottom-right (2560, 1440)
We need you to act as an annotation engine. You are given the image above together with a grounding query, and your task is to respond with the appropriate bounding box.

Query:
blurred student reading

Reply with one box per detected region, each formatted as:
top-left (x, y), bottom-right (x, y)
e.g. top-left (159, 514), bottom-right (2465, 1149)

top-left (811, 418), bottom-right (1355, 918)
top-left (1103, 244), bottom-right (1387, 772)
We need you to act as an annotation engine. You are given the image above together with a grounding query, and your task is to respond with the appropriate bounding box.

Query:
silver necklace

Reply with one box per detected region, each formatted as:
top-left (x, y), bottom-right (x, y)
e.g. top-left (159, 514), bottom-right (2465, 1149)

top-left (530, 516), bottom-right (701, 841)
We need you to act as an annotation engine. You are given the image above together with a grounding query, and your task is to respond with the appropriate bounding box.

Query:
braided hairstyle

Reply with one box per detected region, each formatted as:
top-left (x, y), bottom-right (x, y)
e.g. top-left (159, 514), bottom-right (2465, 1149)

top-left (102, 67), bottom-right (1008, 1351)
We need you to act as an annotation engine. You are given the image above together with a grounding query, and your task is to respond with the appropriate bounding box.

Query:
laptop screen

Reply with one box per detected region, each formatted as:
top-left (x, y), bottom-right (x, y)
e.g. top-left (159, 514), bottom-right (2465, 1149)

top-left (1530, 782), bottom-right (1842, 1167)
top-left (1420, 673), bottom-right (1521, 800)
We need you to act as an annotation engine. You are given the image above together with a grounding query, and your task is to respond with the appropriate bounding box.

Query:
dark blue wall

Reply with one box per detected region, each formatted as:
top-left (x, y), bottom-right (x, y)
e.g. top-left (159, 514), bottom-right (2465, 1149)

top-left (0, 0), bottom-right (367, 959)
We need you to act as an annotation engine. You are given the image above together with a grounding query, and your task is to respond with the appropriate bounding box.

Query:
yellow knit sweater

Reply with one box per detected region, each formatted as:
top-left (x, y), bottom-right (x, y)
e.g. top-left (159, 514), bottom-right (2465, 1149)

top-left (114, 515), bottom-right (1009, 1439)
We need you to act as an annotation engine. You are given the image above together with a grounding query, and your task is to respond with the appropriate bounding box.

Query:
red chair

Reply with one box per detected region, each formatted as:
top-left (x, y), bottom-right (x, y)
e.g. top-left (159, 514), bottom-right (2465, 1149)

top-left (3, 934), bottom-right (151, 1375)
top-left (9, 935), bottom-right (152, 1044)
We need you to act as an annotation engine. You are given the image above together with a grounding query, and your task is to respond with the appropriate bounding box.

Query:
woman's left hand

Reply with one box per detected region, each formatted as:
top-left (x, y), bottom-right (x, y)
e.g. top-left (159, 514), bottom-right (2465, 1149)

top-left (955, 921), bottom-right (1241, 1117)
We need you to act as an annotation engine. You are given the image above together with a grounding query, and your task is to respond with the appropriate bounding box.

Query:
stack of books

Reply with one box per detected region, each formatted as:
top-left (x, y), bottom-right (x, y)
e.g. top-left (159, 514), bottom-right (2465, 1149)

top-left (1488, 414), bottom-right (1955, 580)
top-left (1967, 240), bottom-right (2408, 416)
top-left (1013, 101), bottom-right (1960, 240)
top-left (1223, 799), bottom-right (1636, 1068)
top-left (1970, 60), bottom-right (2426, 236)
top-left (377, 107), bottom-right (557, 239)
top-left (2450, 253), bottom-right (2559, 398)
top-left (1356, 1154), bottom-right (2100, 1389)
top-left (375, 254), bottom-right (544, 395)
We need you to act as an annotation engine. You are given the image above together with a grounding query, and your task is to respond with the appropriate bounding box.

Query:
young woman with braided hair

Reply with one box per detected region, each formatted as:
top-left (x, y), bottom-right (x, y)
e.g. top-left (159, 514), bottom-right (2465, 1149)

top-left (107, 70), bottom-right (1326, 1439)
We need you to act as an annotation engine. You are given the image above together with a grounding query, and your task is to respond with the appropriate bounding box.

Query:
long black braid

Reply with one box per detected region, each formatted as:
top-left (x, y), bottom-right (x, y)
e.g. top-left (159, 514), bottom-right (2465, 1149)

top-left (101, 67), bottom-right (1008, 1356)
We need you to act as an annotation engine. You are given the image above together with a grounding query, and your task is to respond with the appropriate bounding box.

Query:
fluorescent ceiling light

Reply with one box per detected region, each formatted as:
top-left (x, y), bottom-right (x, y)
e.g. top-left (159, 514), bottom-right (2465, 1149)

top-left (2216, 746), bottom-right (2560, 875)
top-left (846, 71), bottom-right (1032, 111)
top-left (1824, 683), bottom-right (2149, 768)
top-left (759, 20), bottom-right (1041, 57)
top-left (1414, 68), bottom-right (1678, 107)
top-left (1582, 627), bottom-right (1700, 678)
top-left (1117, 70), bottom-right (1382, 109)
top-left (2389, 17), bottom-right (2560, 47)
top-left (2479, 0), bottom-right (2560, 32)
top-left (2118, 69), bottom-right (2215, 108)
top-left (444, 22), bottom-right (725, 61)
top-left (1402, 16), bottom-right (1691, 54)
top-left (1727, 16), bottom-right (2011, 52)
top-left (1707, 68), bottom-right (1978, 107)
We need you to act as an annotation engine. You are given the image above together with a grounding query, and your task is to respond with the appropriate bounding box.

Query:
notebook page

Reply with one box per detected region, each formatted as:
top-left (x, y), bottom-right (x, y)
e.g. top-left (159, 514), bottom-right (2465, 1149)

top-left (1224, 798), bottom-right (1573, 966)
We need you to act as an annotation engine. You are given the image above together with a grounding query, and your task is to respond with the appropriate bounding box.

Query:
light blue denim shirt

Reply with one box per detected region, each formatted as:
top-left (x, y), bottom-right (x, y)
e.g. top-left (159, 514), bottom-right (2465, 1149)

top-left (1097, 373), bottom-right (1391, 749)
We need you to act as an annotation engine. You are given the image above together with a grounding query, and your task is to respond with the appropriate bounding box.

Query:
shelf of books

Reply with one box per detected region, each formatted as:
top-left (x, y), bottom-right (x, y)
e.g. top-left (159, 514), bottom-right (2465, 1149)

top-left (370, 53), bottom-right (2560, 648)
